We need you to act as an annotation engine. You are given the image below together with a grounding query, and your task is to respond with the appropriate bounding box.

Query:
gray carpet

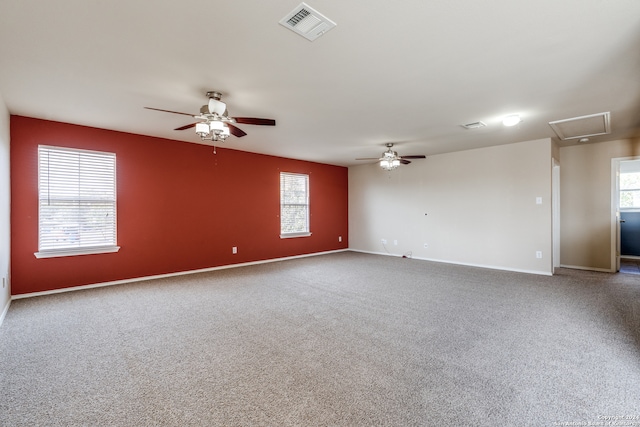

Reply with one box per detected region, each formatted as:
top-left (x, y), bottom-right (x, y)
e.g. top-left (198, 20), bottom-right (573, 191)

top-left (621, 259), bottom-right (640, 275)
top-left (1, 252), bottom-right (640, 426)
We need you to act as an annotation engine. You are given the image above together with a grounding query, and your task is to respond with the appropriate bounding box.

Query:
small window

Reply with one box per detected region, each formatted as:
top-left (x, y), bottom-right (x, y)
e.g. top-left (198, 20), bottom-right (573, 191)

top-left (280, 172), bottom-right (311, 238)
top-left (36, 145), bottom-right (119, 258)
top-left (620, 172), bottom-right (640, 209)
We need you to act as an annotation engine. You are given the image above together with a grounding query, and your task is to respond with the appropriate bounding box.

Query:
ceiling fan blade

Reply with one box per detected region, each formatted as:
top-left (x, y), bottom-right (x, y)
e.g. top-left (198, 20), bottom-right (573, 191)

top-left (145, 107), bottom-right (194, 117)
top-left (174, 123), bottom-right (198, 131)
top-left (355, 158), bottom-right (381, 161)
top-left (233, 117), bottom-right (276, 126)
top-left (400, 155), bottom-right (426, 159)
top-left (227, 123), bottom-right (247, 137)
top-left (400, 159), bottom-right (412, 165)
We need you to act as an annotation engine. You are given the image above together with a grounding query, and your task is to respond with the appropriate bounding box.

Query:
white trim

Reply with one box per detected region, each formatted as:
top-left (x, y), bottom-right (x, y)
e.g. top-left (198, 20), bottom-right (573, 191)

top-left (280, 232), bottom-right (312, 239)
top-left (35, 245), bottom-right (121, 259)
top-left (12, 249), bottom-right (349, 300)
top-left (552, 159), bottom-right (561, 270)
top-left (559, 264), bottom-right (615, 273)
top-left (621, 255), bottom-right (640, 261)
top-left (612, 158), bottom-right (621, 272)
top-left (611, 156), bottom-right (640, 272)
top-left (349, 249), bottom-right (553, 276)
top-left (0, 298), bottom-right (10, 327)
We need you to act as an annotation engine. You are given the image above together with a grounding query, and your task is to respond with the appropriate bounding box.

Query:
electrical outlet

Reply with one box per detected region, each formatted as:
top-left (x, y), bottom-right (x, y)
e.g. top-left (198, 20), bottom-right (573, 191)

top-left (338, 236), bottom-right (342, 242)
top-left (232, 247), bottom-right (238, 254)
top-left (381, 239), bottom-right (387, 245)
top-left (536, 251), bottom-right (542, 259)
top-left (393, 240), bottom-right (398, 245)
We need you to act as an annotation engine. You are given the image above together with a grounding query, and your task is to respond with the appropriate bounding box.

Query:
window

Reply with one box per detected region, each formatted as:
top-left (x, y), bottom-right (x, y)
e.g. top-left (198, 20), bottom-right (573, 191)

top-left (280, 172), bottom-right (310, 238)
top-left (620, 171), bottom-right (640, 209)
top-left (36, 145), bottom-right (119, 258)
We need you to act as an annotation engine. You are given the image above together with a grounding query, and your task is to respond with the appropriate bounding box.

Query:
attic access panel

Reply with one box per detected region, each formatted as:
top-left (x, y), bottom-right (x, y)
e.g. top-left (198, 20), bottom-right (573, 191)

top-left (548, 112), bottom-right (611, 140)
top-left (279, 2), bottom-right (337, 41)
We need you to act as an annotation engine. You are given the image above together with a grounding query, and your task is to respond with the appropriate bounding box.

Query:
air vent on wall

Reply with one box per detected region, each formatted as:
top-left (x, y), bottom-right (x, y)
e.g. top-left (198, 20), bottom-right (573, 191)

top-left (279, 2), bottom-right (337, 41)
top-left (548, 112), bottom-right (611, 140)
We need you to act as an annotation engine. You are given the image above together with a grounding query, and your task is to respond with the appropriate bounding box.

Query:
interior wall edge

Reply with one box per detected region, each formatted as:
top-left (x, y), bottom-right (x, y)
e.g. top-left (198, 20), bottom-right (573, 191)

top-left (0, 298), bottom-right (10, 327)
top-left (0, 91), bottom-right (11, 321)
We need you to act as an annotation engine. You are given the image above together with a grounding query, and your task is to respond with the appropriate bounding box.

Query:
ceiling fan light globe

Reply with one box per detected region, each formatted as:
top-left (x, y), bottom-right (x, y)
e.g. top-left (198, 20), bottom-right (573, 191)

top-left (195, 122), bottom-right (210, 137)
top-left (208, 98), bottom-right (227, 116)
top-left (209, 120), bottom-right (225, 132)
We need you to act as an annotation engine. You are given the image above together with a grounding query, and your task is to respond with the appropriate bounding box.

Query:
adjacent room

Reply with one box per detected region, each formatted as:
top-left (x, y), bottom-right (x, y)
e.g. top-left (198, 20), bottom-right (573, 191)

top-left (1, 1), bottom-right (640, 425)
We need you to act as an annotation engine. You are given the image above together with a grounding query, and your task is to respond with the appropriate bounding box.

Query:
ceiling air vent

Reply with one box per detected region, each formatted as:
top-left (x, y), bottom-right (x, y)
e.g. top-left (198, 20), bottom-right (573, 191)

top-left (462, 121), bottom-right (486, 130)
top-left (279, 2), bottom-right (337, 41)
top-left (548, 112), bottom-right (611, 140)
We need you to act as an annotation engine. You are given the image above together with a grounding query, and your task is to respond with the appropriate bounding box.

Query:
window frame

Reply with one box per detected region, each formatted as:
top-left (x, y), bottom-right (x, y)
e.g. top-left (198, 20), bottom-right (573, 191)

top-left (620, 171), bottom-right (640, 211)
top-left (35, 145), bottom-right (120, 259)
top-left (279, 172), bottom-right (311, 239)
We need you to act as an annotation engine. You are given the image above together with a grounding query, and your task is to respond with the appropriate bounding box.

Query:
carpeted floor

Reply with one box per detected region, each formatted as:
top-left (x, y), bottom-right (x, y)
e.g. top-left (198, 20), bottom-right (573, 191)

top-left (1, 252), bottom-right (640, 426)
top-left (620, 258), bottom-right (640, 275)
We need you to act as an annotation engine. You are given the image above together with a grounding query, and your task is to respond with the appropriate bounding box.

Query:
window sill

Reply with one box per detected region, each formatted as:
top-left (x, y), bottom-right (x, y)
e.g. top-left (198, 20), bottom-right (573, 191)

top-left (280, 232), bottom-right (312, 239)
top-left (35, 245), bottom-right (121, 259)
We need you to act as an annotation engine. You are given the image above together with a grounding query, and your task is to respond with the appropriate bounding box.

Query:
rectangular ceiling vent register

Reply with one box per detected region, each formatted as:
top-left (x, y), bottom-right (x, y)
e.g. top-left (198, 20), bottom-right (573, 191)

top-left (462, 121), bottom-right (486, 130)
top-left (548, 112), bottom-right (611, 140)
top-left (279, 3), bottom-right (337, 41)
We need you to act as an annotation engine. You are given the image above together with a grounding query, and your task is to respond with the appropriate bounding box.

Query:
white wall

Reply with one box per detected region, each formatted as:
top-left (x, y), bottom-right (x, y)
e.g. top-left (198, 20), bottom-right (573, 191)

top-left (349, 138), bottom-right (554, 275)
top-left (0, 93), bottom-right (10, 325)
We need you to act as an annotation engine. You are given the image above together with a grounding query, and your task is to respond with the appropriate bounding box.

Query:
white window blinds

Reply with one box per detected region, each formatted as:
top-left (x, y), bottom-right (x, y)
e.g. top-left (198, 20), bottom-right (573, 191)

top-left (280, 172), bottom-right (310, 237)
top-left (37, 145), bottom-right (118, 256)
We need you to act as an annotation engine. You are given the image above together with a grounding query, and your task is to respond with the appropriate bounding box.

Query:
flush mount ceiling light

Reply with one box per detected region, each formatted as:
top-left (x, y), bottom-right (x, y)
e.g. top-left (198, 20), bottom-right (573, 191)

top-left (502, 114), bottom-right (522, 127)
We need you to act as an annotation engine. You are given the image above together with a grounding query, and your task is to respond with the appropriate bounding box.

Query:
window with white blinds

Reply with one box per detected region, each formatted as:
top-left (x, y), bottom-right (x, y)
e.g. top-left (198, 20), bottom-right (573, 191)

top-left (36, 145), bottom-right (119, 258)
top-left (280, 172), bottom-right (311, 238)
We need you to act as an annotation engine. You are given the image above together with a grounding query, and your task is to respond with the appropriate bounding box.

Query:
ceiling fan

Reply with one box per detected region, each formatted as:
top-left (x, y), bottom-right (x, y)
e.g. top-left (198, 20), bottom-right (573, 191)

top-left (356, 143), bottom-right (426, 171)
top-left (145, 91), bottom-right (276, 142)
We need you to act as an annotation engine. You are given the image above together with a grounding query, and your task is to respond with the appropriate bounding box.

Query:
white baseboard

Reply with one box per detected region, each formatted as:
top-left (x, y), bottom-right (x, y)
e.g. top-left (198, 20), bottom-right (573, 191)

top-left (349, 249), bottom-right (553, 276)
top-left (621, 256), bottom-right (640, 261)
top-left (12, 249), bottom-right (349, 300)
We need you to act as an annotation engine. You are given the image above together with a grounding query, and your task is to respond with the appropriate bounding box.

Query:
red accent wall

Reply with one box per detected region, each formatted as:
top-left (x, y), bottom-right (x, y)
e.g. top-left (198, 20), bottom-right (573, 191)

top-left (10, 116), bottom-right (348, 295)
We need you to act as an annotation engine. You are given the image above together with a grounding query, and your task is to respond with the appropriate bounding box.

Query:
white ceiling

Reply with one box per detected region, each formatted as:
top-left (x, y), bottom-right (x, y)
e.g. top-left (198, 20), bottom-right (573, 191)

top-left (1, 0), bottom-right (640, 166)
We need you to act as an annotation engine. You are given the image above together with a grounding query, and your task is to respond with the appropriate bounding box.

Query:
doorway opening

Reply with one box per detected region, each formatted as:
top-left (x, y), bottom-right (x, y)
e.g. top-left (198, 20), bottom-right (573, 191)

top-left (613, 157), bottom-right (640, 274)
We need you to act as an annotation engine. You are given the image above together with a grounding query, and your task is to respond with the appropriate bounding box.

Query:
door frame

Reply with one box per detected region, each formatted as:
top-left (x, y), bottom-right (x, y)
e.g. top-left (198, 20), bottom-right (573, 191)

top-left (611, 156), bottom-right (640, 272)
top-left (552, 158), bottom-right (560, 271)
